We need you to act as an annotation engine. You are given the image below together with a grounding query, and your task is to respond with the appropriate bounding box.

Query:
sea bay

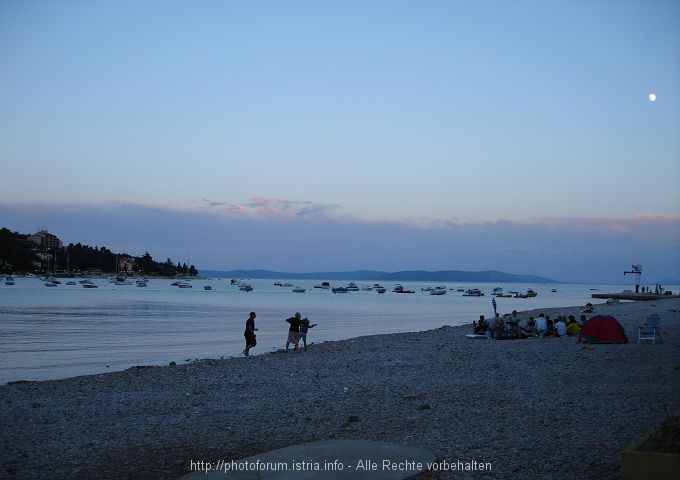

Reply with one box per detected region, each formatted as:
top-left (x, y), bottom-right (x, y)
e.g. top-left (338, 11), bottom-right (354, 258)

top-left (0, 276), bottom-right (667, 384)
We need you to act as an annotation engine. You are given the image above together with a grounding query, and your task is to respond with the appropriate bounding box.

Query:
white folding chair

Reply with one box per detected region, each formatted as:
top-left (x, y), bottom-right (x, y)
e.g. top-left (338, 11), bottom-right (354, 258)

top-left (638, 313), bottom-right (662, 344)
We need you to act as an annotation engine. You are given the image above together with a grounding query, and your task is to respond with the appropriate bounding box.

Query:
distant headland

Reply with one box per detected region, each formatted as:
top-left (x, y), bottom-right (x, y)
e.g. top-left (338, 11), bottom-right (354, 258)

top-left (200, 269), bottom-right (558, 284)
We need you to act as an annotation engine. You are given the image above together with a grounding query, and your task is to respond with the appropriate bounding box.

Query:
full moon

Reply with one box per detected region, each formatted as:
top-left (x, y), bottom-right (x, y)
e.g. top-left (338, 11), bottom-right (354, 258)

top-left (649, 93), bottom-right (657, 102)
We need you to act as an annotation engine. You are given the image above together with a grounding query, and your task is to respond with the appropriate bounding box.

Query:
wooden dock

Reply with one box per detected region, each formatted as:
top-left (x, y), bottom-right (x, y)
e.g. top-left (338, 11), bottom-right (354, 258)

top-left (591, 292), bottom-right (676, 301)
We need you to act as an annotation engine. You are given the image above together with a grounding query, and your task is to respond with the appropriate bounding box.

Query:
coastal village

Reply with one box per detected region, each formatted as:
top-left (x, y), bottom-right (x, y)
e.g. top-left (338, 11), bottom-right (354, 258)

top-left (0, 228), bottom-right (198, 278)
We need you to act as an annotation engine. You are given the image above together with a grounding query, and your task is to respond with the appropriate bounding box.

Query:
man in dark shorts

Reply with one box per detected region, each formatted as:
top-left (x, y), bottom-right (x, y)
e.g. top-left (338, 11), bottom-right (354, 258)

top-left (243, 312), bottom-right (257, 356)
top-left (299, 317), bottom-right (317, 351)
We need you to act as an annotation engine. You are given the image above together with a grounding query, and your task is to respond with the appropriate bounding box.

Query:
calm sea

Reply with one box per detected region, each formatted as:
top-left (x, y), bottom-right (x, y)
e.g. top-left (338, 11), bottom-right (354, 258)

top-left (0, 276), bottom-right (668, 384)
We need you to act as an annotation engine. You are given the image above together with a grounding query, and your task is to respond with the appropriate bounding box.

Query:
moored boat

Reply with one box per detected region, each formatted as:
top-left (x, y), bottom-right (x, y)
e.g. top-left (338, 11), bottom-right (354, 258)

top-left (113, 276), bottom-right (133, 285)
top-left (393, 284), bottom-right (415, 294)
top-left (462, 288), bottom-right (484, 296)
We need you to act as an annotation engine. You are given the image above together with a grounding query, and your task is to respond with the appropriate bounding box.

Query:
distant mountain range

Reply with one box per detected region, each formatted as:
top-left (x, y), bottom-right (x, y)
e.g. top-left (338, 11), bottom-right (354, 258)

top-left (200, 269), bottom-right (558, 284)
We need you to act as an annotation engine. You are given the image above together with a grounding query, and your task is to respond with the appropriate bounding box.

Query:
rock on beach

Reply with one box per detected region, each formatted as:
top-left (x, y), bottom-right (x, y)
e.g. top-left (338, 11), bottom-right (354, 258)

top-left (1, 298), bottom-right (679, 479)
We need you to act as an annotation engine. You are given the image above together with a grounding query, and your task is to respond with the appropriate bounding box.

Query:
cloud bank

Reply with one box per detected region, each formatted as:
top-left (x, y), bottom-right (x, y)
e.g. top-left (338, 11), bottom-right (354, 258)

top-left (1, 199), bottom-right (678, 284)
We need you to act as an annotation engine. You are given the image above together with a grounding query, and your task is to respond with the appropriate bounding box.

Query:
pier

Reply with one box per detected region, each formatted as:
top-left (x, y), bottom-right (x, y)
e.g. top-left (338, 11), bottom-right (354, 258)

top-left (591, 292), bottom-right (676, 301)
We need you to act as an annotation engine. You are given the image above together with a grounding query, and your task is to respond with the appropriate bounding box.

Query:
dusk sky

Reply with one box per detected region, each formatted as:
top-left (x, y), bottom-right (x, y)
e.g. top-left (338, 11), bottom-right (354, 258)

top-left (1, 0), bottom-right (678, 284)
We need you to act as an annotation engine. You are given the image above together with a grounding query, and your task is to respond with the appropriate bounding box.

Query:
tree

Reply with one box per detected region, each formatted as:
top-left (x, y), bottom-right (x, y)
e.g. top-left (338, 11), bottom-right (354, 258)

top-left (0, 228), bottom-right (40, 273)
top-left (0, 227), bottom-right (200, 276)
top-left (137, 252), bottom-right (155, 274)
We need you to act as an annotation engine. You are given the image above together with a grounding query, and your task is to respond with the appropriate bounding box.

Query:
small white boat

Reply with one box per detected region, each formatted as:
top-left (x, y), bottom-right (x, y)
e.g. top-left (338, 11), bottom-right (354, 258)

top-left (346, 282), bottom-right (359, 291)
top-left (430, 286), bottom-right (447, 295)
top-left (292, 286), bottom-right (306, 293)
top-left (5, 276), bottom-right (15, 285)
top-left (493, 287), bottom-right (512, 298)
top-left (239, 284), bottom-right (253, 292)
top-left (462, 288), bottom-right (484, 296)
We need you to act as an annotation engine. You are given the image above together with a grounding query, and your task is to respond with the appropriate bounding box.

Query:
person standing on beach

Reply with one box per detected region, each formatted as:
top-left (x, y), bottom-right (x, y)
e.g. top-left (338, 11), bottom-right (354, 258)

top-left (285, 312), bottom-right (304, 351)
top-left (299, 317), bottom-right (317, 351)
top-left (243, 312), bottom-right (257, 356)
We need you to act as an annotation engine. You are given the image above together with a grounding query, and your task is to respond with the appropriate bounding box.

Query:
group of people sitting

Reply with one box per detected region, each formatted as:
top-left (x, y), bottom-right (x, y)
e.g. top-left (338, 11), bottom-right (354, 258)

top-left (473, 310), bottom-right (586, 340)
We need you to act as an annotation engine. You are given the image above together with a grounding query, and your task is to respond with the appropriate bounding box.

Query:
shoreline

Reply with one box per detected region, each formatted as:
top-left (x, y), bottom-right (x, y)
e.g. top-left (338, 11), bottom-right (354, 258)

top-left (1, 298), bottom-right (679, 479)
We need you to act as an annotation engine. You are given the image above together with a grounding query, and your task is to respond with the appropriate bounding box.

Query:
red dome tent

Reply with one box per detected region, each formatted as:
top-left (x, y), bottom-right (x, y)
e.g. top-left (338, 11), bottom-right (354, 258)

top-left (578, 315), bottom-right (629, 344)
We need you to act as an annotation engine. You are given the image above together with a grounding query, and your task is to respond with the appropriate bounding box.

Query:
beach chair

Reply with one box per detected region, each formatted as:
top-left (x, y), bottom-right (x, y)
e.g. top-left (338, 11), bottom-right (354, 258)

top-left (637, 313), bottom-right (662, 344)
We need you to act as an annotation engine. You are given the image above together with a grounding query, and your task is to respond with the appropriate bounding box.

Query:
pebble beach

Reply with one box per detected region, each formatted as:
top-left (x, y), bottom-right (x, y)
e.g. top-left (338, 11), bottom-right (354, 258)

top-left (1, 297), bottom-right (679, 479)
